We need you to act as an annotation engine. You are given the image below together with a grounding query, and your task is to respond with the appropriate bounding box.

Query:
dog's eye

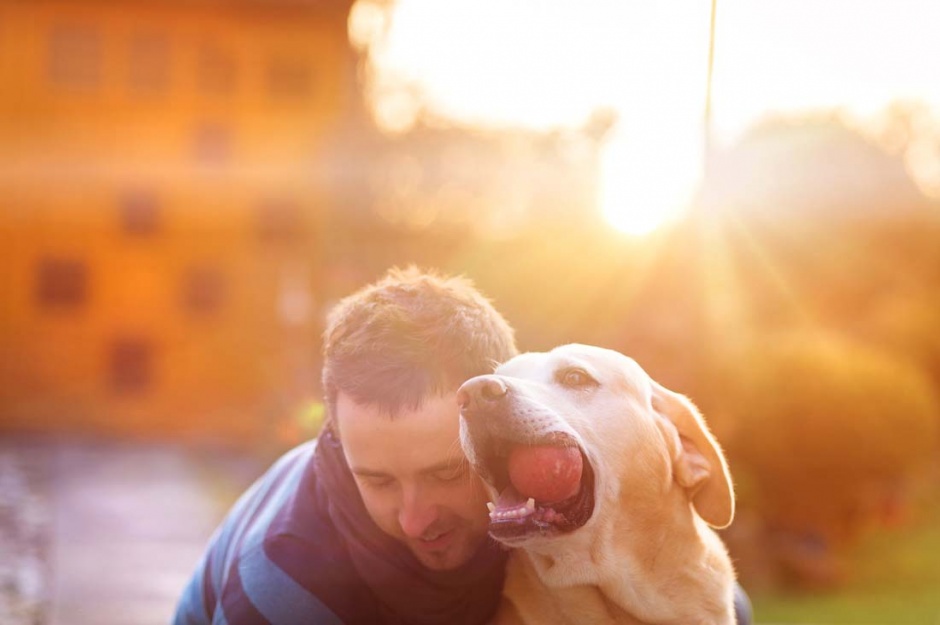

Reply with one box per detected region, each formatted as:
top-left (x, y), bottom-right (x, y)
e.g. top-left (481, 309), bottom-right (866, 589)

top-left (558, 368), bottom-right (596, 388)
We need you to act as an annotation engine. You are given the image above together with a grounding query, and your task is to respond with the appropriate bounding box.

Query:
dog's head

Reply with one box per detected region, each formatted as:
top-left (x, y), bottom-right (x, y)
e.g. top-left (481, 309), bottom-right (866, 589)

top-left (457, 343), bottom-right (734, 548)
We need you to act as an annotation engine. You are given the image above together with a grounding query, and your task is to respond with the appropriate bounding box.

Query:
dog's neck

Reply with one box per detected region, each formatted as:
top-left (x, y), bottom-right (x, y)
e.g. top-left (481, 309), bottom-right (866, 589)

top-left (510, 487), bottom-right (735, 625)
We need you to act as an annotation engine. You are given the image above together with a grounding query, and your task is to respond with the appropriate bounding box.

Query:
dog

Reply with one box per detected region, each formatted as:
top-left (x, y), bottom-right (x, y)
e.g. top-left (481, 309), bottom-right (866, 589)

top-left (457, 344), bottom-right (736, 625)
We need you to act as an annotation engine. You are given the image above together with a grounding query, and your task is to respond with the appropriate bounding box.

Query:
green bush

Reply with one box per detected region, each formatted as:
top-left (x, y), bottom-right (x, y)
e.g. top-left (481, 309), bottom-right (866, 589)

top-left (863, 295), bottom-right (940, 388)
top-left (728, 333), bottom-right (940, 539)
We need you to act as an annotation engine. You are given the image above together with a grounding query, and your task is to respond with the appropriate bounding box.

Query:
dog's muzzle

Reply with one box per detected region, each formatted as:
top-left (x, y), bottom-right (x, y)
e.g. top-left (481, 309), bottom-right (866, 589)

top-left (458, 375), bottom-right (596, 543)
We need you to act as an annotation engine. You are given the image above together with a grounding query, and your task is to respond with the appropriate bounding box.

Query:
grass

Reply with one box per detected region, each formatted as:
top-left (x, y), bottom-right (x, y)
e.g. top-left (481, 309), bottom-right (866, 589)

top-left (752, 498), bottom-right (940, 625)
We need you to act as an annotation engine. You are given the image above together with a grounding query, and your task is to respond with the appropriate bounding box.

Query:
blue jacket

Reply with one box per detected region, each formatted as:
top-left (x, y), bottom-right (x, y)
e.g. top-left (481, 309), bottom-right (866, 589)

top-left (174, 440), bottom-right (753, 625)
top-left (175, 442), bottom-right (361, 624)
top-left (174, 438), bottom-right (506, 625)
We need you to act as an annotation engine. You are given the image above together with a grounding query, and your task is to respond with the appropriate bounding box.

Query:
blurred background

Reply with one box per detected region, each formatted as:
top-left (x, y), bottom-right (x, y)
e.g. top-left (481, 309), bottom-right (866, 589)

top-left (1, 0), bottom-right (938, 623)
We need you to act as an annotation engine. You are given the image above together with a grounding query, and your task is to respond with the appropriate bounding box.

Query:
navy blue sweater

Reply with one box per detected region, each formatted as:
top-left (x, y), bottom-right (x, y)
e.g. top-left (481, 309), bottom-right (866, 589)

top-left (174, 440), bottom-right (752, 625)
top-left (175, 442), bottom-right (348, 623)
top-left (173, 438), bottom-right (507, 625)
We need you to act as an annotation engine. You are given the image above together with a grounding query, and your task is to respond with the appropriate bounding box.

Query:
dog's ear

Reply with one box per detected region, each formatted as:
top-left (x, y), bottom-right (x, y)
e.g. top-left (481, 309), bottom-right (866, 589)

top-left (651, 380), bottom-right (735, 529)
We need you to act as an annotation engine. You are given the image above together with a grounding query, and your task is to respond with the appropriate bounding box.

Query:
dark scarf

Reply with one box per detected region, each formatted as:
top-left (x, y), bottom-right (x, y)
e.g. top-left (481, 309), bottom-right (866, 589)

top-left (314, 425), bottom-right (507, 625)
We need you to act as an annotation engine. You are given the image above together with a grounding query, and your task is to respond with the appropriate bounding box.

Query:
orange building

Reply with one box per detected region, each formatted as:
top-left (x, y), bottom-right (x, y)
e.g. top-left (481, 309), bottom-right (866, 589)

top-left (0, 0), bottom-right (356, 445)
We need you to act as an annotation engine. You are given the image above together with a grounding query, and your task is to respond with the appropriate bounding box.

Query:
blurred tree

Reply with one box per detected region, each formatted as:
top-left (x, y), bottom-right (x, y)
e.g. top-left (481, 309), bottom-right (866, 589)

top-left (870, 100), bottom-right (940, 199)
top-left (699, 112), bottom-right (933, 223)
top-left (728, 333), bottom-right (940, 547)
top-left (444, 221), bottom-right (712, 395)
top-left (861, 291), bottom-right (940, 390)
top-left (690, 110), bottom-right (940, 395)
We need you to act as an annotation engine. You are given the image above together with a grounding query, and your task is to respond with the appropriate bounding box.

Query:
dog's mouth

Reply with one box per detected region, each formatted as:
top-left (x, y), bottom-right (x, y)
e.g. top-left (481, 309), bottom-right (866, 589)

top-left (478, 433), bottom-right (596, 543)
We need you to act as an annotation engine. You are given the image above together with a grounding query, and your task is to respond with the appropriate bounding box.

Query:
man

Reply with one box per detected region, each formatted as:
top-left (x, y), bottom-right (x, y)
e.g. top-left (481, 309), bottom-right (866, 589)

top-left (175, 267), bottom-right (517, 624)
top-left (174, 267), bottom-right (753, 625)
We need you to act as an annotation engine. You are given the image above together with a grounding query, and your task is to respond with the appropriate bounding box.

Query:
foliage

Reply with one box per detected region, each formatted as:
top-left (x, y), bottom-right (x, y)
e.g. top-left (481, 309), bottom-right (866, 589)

top-left (863, 293), bottom-right (940, 389)
top-left (273, 400), bottom-right (327, 450)
top-left (728, 333), bottom-right (940, 538)
top-left (751, 495), bottom-right (940, 624)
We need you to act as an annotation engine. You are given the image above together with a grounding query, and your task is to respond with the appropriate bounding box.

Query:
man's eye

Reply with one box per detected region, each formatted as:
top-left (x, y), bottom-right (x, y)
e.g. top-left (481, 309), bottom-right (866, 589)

top-left (362, 477), bottom-right (394, 490)
top-left (559, 368), bottom-right (596, 388)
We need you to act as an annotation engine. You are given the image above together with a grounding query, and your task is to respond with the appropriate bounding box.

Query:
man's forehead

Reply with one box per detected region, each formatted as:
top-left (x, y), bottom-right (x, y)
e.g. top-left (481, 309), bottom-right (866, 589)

top-left (336, 391), bottom-right (464, 471)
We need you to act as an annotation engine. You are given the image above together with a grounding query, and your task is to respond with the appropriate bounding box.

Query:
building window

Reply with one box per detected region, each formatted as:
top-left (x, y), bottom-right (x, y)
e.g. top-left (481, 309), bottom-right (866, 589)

top-left (266, 57), bottom-right (313, 98)
top-left (119, 191), bottom-right (160, 235)
top-left (197, 44), bottom-right (236, 95)
top-left (192, 122), bottom-right (232, 164)
top-left (35, 258), bottom-right (88, 309)
top-left (128, 32), bottom-right (170, 94)
top-left (109, 338), bottom-right (153, 394)
top-left (47, 24), bottom-right (101, 89)
top-left (182, 266), bottom-right (225, 314)
top-left (257, 200), bottom-right (305, 243)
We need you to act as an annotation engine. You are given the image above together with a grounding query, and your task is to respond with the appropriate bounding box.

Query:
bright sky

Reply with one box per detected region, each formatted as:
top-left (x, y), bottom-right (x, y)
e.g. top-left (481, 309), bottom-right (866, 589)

top-left (350, 0), bottom-right (940, 234)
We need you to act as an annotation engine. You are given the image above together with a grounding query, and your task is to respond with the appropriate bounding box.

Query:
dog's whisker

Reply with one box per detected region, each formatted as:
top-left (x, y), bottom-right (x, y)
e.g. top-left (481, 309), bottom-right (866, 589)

top-left (445, 437), bottom-right (476, 485)
top-left (451, 344), bottom-right (740, 624)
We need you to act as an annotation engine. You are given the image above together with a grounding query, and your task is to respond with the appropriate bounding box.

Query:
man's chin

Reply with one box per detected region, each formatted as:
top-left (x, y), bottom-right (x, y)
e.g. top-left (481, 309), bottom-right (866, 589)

top-left (408, 534), bottom-right (477, 571)
top-left (414, 552), bottom-right (459, 571)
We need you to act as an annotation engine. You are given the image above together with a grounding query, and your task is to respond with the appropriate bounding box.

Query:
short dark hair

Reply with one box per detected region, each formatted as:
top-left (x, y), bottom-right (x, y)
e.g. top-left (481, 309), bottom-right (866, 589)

top-left (321, 266), bottom-right (517, 418)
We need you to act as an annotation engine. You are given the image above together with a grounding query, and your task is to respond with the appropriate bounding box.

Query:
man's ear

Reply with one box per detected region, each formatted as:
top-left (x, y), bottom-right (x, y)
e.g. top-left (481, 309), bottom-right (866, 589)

top-left (651, 380), bottom-right (735, 529)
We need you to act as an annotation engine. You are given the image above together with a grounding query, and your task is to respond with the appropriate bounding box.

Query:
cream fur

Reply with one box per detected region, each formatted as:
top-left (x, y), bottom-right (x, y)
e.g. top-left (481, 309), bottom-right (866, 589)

top-left (458, 344), bottom-right (737, 625)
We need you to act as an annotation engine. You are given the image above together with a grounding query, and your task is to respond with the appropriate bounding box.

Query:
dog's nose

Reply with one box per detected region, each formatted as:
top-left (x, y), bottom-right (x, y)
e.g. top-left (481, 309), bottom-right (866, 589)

top-left (456, 375), bottom-right (508, 412)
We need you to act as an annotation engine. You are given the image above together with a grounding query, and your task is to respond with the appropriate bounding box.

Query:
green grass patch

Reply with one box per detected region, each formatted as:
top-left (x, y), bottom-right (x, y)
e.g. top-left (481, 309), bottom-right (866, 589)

top-left (752, 499), bottom-right (940, 624)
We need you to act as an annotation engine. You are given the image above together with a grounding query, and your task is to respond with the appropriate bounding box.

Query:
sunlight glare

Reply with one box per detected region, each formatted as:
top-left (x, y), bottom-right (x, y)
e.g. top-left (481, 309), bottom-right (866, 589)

top-left (352, 0), bottom-right (711, 235)
top-left (600, 131), bottom-right (701, 236)
top-left (347, 0), bottom-right (940, 233)
top-left (353, 0), bottom-right (940, 221)
top-left (711, 0), bottom-right (940, 142)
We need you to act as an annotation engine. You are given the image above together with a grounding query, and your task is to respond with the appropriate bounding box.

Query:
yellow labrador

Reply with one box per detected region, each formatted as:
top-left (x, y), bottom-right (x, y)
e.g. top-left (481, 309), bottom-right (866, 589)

top-left (457, 344), bottom-right (736, 625)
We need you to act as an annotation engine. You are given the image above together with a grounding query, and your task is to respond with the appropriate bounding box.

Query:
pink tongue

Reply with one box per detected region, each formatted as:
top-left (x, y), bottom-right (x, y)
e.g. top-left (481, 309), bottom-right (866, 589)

top-left (507, 444), bottom-right (583, 504)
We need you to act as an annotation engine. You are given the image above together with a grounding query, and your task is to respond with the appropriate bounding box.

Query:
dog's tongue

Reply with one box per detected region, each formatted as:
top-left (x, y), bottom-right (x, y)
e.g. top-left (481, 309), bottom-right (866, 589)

top-left (508, 444), bottom-right (583, 504)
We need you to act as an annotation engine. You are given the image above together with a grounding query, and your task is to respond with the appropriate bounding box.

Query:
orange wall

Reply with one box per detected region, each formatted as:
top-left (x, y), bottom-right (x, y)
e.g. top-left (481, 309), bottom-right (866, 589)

top-left (0, 0), bottom-right (350, 444)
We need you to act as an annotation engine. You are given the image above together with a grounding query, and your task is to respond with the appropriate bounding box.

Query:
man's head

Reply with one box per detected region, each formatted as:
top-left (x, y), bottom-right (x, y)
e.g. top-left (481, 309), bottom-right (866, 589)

top-left (322, 267), bottom-right (517, 570)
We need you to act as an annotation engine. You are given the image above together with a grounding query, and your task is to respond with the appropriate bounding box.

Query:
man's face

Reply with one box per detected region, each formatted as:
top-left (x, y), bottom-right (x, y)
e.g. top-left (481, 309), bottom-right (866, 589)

top-left (336, 392), bottom-right (491, 571)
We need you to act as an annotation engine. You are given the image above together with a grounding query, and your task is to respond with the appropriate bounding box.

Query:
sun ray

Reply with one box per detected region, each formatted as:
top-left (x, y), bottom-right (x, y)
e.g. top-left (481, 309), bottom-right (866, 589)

top-left (705, 215), bottom-right (822, 334)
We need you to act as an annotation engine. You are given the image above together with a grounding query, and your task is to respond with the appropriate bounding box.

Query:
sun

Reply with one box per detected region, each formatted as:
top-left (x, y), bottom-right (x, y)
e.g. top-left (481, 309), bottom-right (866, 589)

top-left (599, 133), bottom-right (702, 236)
top-left (351, 0), bottom-right (940, 234)
top-left (350, 0), bottom-right (711, 236)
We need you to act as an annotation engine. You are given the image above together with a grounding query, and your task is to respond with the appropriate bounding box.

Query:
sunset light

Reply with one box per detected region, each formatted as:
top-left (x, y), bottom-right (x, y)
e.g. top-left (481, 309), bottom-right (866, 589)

top-left (350, 0), bottom-right (711, 234)
top-left (351, 0), bottom-right (940, 232)
top-left (3, 1), bottom-right (940, 621)
top-left (599, 132), bottom-right (700, 235)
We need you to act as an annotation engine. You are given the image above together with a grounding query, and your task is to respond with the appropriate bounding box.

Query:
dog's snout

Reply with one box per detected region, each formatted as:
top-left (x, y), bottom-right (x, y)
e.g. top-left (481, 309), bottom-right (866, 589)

top-left (457, 375), bottom-right (508, 413)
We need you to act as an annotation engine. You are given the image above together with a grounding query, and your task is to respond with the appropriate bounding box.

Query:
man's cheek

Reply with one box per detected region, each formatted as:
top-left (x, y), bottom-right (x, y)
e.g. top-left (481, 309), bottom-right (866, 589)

top-left (358, 492), bottom-right (393, 532)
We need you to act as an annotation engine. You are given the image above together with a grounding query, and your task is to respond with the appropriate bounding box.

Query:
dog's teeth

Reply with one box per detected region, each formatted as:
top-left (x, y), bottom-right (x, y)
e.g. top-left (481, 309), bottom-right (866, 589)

top-left (488, 500), bottom-right (539, 522)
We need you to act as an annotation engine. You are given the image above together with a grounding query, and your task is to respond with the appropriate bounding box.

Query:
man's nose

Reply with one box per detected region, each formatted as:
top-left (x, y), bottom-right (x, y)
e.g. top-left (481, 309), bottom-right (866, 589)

top-left (398, 486), bottom-right (438, 538)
